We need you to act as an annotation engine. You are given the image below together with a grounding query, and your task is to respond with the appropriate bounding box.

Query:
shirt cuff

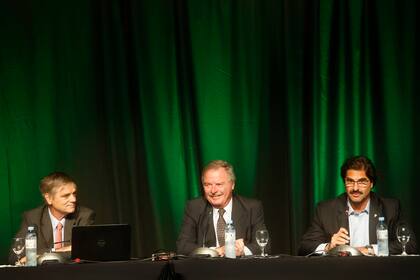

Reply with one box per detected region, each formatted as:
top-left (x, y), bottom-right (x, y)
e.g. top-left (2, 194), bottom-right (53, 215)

top-left (315, 243), bottom-right (329, 255)
top-left (244, 246), bottom-right (252, 256)
top-left (372, 244), bottom-right (378, 256)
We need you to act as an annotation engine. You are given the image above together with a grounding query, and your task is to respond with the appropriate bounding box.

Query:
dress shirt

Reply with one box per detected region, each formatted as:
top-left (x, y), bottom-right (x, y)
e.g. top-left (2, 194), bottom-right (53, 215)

top-left (348, 199), bottom-right (370, 247)
top-left (48, 208), bottom-right (66, 249)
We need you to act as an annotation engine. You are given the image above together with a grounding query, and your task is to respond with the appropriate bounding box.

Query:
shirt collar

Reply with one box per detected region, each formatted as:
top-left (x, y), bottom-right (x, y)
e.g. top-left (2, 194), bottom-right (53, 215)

top-left (48, 207), bottom-right (66, 228)
top-left (213, 197), bottom-right (233, 216)
top-left (347, 198), bottom-right (370, 216)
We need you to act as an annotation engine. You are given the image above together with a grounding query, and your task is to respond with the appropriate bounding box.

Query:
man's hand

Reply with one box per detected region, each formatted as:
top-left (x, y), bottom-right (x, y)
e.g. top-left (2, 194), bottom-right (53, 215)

top-left (215, 246), bottom-right (225, 257)
top-left (235, 238), bottom-right (245, 256)
top-left (16, 256), bottom-right (27, 266)
top-left (55, 245), bottom-right (71, 252)
top-left (216, 239), bottom-right (246, 257)
top-left (326, 227), bottom-right (350, 251)
top-left (357, 246), bottom-right (374, 256)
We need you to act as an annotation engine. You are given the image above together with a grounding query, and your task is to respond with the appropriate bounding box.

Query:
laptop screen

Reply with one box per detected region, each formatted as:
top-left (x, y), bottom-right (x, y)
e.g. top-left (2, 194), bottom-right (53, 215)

top-left (71, 224), bottom-right (131, 261)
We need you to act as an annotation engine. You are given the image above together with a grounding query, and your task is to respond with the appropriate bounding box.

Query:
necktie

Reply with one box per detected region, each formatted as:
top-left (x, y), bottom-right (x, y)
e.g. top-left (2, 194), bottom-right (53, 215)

top-left (55, 222), bottom-right (63, 249)
top-left (216, 208), bottom-right (226, 246)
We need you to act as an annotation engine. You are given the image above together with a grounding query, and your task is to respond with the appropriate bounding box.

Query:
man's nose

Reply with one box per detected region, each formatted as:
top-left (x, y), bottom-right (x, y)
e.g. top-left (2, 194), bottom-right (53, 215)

top-left (69, 194), bottom-right (77, 202)
top-left (210, 185), bottom-right (218, 193)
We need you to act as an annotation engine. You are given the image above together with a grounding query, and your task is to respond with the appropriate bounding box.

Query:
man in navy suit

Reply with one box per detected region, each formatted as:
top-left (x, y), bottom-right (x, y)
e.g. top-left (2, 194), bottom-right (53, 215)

top-left (299, 155), bottom-right (417, 256)
top-left (177, 160), bottom-right (268, 256)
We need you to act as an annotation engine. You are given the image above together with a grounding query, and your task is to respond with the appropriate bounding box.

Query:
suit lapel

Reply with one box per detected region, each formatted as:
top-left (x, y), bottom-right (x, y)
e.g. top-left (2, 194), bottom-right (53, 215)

top-left (232, 196), bottom-right (246, 239)
top-left (336, 194), bottom-right (349, 231)
top-left (369, 193), bottom-right (381, 244)
top-left (40, 206), bottom-right (53, 249)
top-left (64, 215), bottom-right (74, 245)
top-left (201, 202), bottom-right (216, 247)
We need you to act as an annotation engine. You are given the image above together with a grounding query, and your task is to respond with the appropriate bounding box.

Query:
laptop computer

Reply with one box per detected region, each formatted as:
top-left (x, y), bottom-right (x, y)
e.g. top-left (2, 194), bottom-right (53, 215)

top-left (71, 224), bottom-right (131, 262)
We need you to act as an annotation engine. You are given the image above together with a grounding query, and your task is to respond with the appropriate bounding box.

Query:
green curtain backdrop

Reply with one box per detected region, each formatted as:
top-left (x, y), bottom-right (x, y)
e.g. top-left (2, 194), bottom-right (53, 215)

top-left (1, 0), bottom-right (419, 261)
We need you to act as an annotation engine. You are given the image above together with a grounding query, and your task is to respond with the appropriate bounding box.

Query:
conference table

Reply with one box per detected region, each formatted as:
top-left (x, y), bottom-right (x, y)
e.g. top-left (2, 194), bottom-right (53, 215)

top-left (1, 255), bottom-right (419, 280)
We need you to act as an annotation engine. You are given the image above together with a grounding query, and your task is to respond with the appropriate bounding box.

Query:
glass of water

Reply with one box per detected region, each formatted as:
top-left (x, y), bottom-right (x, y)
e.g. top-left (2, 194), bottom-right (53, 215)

top-left (256, 229), bottom-right (269, 257)
top-left (12, 238), bottom-right (25, 265)
top-left (396, 224), bottom-right (410, 256)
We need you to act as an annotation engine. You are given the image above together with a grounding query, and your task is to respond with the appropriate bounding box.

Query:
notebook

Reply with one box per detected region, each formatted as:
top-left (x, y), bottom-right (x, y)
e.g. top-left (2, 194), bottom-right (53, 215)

top-left (71, 224), bottom-right (131, 261)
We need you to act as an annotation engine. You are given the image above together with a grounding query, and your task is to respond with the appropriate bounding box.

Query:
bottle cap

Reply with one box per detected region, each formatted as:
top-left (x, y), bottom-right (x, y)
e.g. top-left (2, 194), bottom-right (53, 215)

top-left (378, 217), bottom-right (384, 221)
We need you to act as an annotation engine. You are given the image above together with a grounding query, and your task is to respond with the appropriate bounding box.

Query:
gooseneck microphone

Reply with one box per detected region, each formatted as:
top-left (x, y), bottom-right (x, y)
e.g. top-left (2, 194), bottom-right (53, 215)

top-left (202, 209), bottom-right (212, 247)
top-left (53, 240), bottom-right (71, 245)
top-left (191, 206), bottom-right (218, 258)
top-left (344, 206), bottom-right (350, 243)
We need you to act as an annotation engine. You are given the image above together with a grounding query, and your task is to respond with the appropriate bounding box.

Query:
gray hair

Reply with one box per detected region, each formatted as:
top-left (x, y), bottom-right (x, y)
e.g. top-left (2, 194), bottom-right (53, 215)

top-left (201, 160), bottom-right (236, 182)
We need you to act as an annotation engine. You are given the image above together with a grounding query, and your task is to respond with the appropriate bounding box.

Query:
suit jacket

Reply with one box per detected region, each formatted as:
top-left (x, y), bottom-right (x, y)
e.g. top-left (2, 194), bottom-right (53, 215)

top-left (9, 204), bottom-right (95, 264)
top-left (176, 195), bottom-right (268, 256)
top-left (298, 192), bottom-right (417, 256)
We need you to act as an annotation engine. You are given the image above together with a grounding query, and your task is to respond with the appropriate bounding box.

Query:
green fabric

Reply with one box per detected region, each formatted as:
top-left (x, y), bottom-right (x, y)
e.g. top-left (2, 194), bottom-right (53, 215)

top-left (1, 0), bottom-right (419, 261)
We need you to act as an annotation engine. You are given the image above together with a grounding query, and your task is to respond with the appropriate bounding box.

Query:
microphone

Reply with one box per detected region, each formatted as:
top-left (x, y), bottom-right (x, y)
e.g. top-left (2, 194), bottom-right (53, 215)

top-left (54, 240), bottom-right (70, 245)
top-left (327, 245), bottom-right (363, 257)
top-left (343, 206), bottom-right (351, 245)
top-left (52, 240), bottom-right (71, 250)
top-left (202, 210), bottom-right (212, 247)
top-left (191, 207), bottom-right (218, 257)
top-left (39, 240), bottom-right (72, 265)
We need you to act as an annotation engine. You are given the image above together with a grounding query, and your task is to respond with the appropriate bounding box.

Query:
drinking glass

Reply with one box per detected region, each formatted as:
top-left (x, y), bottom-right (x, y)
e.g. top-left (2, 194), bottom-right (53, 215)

top-left (396, 224), bottom-right (410, 256)
top-left (256, 229), bottom-right (269, 257)
top-left (12, 238), bottom-right (25, 265)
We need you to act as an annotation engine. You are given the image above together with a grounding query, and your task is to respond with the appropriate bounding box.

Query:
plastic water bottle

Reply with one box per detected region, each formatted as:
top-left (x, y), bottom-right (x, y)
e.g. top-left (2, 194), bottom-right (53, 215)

top-left (25, 226), bottom-right (37, 266)
top-left (377, 217), bottom-right (389, 256)
top-left (225, 220), bottom-right (236, 259)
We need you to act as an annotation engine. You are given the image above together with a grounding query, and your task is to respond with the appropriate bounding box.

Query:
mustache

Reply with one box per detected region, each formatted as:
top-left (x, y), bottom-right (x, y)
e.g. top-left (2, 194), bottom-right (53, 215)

top-left (350, 191), bottom-right (363, 195)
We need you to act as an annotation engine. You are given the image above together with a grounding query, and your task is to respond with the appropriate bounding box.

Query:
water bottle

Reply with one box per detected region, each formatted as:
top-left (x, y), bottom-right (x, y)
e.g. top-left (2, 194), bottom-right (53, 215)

top-left (376, 217), bottom-right (389, 256)
top-left (225, 220), bottom-right (236, 259)
top-left (25, 226), bottom-right (37, 266)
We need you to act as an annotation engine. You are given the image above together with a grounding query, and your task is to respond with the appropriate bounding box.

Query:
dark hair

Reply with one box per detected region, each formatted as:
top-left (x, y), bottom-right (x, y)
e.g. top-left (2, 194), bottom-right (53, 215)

top-left (340, 156), bottom-right (377, 184)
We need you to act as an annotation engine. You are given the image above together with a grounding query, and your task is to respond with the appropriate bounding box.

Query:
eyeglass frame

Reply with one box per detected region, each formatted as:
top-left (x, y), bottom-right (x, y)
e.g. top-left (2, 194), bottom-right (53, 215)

top-left (344, 177), bottom-right (371, 188)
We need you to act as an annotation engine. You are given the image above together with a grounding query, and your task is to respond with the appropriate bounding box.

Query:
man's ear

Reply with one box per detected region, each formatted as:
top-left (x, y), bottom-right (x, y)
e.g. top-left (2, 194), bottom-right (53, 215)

top-left (44, 193), bottom-right (53, 205)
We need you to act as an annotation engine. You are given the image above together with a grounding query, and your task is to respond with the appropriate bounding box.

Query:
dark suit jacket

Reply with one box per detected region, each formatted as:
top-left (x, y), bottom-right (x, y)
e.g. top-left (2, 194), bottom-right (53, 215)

top-left (298, 192), bottom-right (417, 256)
top-left (9, 204), bottom-right (95, 264)
top-left (176, 195), bottom-right (267, 256)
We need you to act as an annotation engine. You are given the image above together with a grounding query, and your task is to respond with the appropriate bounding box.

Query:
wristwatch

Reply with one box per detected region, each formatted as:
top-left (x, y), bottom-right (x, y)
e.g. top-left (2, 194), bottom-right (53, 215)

top-left (365, 245), bottom-right (374, 255)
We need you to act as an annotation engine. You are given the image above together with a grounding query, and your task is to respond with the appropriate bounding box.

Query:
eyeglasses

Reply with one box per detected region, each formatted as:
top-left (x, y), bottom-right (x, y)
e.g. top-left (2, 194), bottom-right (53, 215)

top-left (344, 178), bottom-right (370, 187)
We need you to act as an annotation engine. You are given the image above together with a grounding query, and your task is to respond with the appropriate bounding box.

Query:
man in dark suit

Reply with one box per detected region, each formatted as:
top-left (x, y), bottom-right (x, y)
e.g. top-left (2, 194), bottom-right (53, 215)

top-left (177, 160), bottom-right (267, 257)
top-left (9, 172), bottom-right (95, 264)
top-left (299, 155), bottom-right (417, 256)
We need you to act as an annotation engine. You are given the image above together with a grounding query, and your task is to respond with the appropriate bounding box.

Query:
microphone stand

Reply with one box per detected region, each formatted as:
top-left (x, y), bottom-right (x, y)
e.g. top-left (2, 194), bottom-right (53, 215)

top-left (191, 206), bottom-right (218, 257)
top-left (202, 209), bottom-right (212, 248)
